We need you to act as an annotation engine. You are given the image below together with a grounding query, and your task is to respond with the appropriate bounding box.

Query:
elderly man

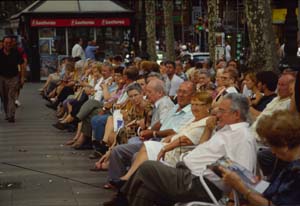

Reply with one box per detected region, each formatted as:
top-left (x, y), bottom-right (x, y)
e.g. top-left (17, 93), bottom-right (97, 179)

top-left (117, 93), bottom-right (256, 206)
top-left (254, 73), bottom-right (295, 181)
top-left (105, 81), bottom-right (195, 190)
top-left (251, 73), bottom-right (295, 136)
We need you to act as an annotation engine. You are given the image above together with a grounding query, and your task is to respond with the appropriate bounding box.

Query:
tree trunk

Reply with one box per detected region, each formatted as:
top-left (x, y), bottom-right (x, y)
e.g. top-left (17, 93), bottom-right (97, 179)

top-left (207, 0), bottom-right (218, 67)
top-left (145, 0), bottom-right (157, 61)
top-left (245, 0), bottom-right (277, 71)
top-left (163, 0), bottom-right (175, 61)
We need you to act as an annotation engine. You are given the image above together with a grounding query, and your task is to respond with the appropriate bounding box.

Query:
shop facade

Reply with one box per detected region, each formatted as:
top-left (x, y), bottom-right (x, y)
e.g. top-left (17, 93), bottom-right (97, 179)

top-left (12, 0), bottom-right (134, 81)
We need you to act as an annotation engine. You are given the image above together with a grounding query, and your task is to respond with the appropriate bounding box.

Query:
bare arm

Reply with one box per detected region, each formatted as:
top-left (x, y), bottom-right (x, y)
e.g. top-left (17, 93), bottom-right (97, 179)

top-left (249, 106), bottom-right (261, 119)
top-left (220, 167), bottom-right (273, 206)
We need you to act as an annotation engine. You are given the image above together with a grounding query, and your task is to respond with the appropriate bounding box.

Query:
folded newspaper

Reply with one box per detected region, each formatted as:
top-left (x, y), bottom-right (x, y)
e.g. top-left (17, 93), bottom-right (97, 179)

top-left (205, 156), bottom-right (269, 193)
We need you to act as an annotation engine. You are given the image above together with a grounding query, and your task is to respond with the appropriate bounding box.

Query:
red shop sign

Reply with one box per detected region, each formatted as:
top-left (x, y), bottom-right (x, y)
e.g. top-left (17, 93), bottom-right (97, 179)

top-left (30, 18), bottom-right (131, 27)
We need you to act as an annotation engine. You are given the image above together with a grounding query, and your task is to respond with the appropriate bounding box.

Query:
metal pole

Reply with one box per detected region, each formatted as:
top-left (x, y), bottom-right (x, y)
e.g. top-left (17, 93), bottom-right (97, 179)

top-left (298, 0), bottom-right (300, 40)
top-left (65, 28), bottom-right (69, 56)
top-left (181, 2), bottom-right (184, 43)
top-left (236, 0), bottom-right (239, 34)
top-left (199, 31), bottom-right (202, 52)
top-left (199, 0), bottom-right (202, 52)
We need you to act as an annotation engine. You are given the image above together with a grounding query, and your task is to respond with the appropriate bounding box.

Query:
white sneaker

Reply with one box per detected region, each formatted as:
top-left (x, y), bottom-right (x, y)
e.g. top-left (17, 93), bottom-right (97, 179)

top-left (15, 100), bottom-right (21, 107)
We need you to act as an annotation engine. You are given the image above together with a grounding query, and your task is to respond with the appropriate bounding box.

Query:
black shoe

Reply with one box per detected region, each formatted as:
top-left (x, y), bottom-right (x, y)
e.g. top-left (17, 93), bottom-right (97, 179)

top-left (109, 179), bottom-right (127, 189)
top-left (7, 117), bottom-right (15, 123)
top-left (46, 103), bottom-right (57, 110)
top-left (103, 192), bottom-right (128, 206)
top-left (98, 141), bottom-right (109, 155)
top-left (74, 140), bottom-right (93, 150)
top-left (52, 122), bottom-right (68, 130)
top-left (89, 151), bottom-right (102, 160)
top-left (67, 125), bottom-right (76, 132)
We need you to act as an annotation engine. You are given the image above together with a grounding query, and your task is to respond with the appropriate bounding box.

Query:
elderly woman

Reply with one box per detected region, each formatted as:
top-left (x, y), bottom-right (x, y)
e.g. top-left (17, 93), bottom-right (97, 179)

top-left (220, 110), bottom-right (300, 206)
top-left (112, 91), bottom-right (213, 185)
top-left (91, 83), bottom-right (152, 171)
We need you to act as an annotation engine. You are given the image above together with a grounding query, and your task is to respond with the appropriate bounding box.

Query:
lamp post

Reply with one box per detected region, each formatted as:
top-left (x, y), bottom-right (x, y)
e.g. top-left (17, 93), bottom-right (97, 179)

top-left (279, 0), bottom-right (300, 71)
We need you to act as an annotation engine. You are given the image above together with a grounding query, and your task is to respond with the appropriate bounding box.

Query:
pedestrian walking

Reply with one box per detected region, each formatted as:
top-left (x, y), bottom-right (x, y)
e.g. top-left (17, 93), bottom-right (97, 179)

top-left (0, 36), bottom-right (25, 122)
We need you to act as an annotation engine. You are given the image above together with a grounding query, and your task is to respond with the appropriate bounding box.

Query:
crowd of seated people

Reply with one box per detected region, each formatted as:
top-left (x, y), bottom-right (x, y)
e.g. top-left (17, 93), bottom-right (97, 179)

top-left (41, 54), bottom-right (300, 206)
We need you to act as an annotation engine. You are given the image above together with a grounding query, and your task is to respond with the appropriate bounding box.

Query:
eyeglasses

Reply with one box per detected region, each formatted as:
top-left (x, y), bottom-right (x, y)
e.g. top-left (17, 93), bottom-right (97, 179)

top-left (216, 108), bottom-right (234, 114)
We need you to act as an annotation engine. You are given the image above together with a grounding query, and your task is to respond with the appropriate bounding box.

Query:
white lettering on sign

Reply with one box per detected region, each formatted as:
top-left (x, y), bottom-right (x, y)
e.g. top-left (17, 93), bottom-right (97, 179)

top-left (71, 20), bottom-right (95, 25)
top-left (32, 20), bottom-right (56, 26)
top-left (101, 19), bottom-right (125, 25)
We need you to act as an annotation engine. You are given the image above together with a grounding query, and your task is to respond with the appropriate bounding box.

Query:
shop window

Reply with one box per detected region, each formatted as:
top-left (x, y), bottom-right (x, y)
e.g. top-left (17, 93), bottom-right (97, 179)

top-left (53, 28), bottom-right (66, 55)
top-left (95, 27), bottom-right (128, 59)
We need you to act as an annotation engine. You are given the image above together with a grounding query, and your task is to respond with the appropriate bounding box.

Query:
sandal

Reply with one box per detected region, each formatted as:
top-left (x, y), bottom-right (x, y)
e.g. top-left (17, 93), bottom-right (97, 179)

top-left (89, 162), bottom-right (107, 172)
top-left (103, 182), bottom-right (114, 190)
top-left (65, 139), bottom-right (76, 145)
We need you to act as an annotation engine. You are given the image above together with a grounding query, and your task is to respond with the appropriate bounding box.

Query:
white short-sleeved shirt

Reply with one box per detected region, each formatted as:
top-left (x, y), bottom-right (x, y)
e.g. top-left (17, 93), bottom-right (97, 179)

top-left (150, 96), bottom-right (175, 127)
top-left (165, 74), bottom-right (184, 97)
top-left (144, 117), bottom-right (208, 166)
top-left (71, 43), bottom-right (85, 60)
top-left (183, 122), bottom-right (257, 177)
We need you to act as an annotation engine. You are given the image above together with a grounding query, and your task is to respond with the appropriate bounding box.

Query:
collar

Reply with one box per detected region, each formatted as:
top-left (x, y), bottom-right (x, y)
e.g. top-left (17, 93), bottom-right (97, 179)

top-left (195, 116), bottom-right (209, 126)
top-left (220, 122), bottom-right (249, 131)
top-left (177, 104), bottom-right (191, 114)
top-left (277, 96), bottom-right (291, 102)
top-left (154, 96), bottom-right (167, 108)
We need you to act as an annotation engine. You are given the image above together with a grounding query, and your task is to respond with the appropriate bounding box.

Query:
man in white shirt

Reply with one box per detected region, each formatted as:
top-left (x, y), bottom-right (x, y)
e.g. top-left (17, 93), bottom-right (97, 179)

top-left (225, 41), bottom-right (231, 62)
top-left (251, 73), bottom-right (295, 140)
top-left (71, 38), bottom-right (85, 60)
top-left (255, 73), bottom-right (295, 181)
top-left (164, 60), bottom-right (184, 100)
top-left (116, 93), bottom-right (256, 206)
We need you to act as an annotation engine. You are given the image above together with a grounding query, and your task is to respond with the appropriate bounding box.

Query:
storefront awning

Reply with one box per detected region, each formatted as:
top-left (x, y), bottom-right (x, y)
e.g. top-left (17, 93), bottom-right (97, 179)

top-left (11, 0), bottom-right (133, 19)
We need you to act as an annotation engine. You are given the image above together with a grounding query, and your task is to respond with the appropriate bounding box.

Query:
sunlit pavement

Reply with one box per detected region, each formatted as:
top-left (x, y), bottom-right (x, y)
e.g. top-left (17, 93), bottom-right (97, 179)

top-left (0, 83), bottom-right (112, 206)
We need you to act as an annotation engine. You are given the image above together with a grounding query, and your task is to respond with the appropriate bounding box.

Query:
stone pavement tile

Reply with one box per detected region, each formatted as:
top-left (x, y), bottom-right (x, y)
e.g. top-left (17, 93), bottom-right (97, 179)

top-left (0, 190), bottom-right (12, 204)
top-left (0, 84), bottom-right (114, 205)
top-left (13, 199), bottom-right (76, 206)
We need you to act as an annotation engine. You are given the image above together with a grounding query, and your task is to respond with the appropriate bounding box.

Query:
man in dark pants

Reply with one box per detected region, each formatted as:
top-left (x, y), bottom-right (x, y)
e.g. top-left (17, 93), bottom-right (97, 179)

top-left (105, 93), bottom-right (257, 206)
top-left (0, 36), bottom-right (25, 122)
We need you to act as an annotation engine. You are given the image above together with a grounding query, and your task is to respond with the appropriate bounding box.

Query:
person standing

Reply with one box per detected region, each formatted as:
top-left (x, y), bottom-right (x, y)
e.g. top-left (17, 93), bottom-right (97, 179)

top-left (71, 38), bottom-right (85, 60)
top-left (85, 40), bottom-right (98, 60)
top-left (0, 36), bottom-right (25, 122)
top-left (225, 40), bottom-right (231, 62)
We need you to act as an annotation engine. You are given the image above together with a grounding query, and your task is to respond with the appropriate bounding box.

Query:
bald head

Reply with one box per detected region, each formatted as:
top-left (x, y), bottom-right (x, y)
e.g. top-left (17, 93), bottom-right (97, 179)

top-left (146, 79), bottom-right (166, 104)
top-left (277, 73), bottom-right (295, 99)
top-left (176, 81), bottom-right (195, 108)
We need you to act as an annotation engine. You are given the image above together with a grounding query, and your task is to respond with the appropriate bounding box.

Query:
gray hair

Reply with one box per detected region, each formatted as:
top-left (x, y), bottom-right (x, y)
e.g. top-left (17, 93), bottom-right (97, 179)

top-left (147, 72), bottom-right (164, 81)
top-left (126, 83), bottom-right (143, 94)
top-left (223, 93), bottom-right (251, 123)
top-left (102, 61), bottom-right (113, 70)
top-left (148, 79), bottom-right (166, 95)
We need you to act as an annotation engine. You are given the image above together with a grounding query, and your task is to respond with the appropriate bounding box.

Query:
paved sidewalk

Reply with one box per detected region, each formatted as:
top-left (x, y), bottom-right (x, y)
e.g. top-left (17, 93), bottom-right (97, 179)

top-left (0, 83), bottom-right (112, 206)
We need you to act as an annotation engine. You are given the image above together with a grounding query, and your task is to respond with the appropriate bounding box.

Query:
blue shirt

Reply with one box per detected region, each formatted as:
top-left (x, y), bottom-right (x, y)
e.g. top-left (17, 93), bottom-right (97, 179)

top-left (263, 159), bottom-right (300, 205)
top-left (160, 104), bottom-right (193, 133)
top-left (85, 45), bottom-right (98, 60)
